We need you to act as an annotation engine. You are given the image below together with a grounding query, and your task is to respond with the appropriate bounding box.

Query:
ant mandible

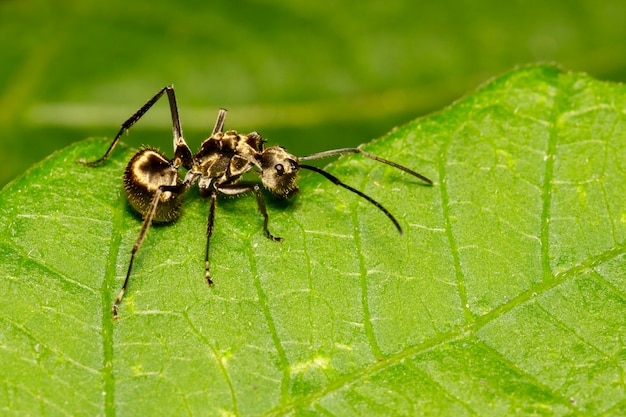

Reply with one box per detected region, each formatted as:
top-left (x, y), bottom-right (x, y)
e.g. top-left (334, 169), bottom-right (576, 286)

top-left (78, 85), bottom-right (432, 319)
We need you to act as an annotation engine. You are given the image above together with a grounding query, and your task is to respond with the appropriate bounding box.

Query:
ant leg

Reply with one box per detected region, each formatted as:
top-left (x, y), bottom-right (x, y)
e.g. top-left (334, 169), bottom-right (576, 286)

top-left (252, 184), bottom-right (283, 242)
top-left (299, 147), bottom-right (433, 185)
top-left (79, 85), bottom-right (193, 168)
top-left (218, 183), bottom-right (283, 242)
top-left (79, 86), bottom-right (170, 166)
top-left (112, 187), bottom-right (164, 319)
top-left (205, 190), bottom-right (217, 286)
top-left (212, 109), bottom-right (227, 135)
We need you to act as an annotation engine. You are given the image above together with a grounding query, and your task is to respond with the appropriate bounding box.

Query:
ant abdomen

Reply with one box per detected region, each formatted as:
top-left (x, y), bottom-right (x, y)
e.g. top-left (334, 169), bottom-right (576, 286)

top-left (123, 148), bottom-right (183, 223)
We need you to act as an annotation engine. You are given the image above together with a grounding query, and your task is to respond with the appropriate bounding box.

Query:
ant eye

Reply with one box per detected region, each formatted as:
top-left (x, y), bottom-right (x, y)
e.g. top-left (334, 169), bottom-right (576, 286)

top-left (275, 164), bottom-right (284, 175)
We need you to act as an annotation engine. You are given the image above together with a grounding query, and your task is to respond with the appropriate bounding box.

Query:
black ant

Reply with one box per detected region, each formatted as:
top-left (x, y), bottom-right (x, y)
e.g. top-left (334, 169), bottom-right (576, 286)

top-left (78, 86), bottom-right (432, 319)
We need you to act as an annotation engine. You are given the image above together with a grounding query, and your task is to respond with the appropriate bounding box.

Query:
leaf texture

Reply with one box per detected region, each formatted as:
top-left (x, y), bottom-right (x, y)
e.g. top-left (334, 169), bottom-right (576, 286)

top-left (1, 65), bottom-right (625, 416)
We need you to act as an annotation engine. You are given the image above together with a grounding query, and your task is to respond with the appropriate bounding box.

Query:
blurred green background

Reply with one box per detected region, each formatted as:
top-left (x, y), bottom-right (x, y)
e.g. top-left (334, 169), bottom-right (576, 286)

top-left (1, 0), bottom-right (625, 188)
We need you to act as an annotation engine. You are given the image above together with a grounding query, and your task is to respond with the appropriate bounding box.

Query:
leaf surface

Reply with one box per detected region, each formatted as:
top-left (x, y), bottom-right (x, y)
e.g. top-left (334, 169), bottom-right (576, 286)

top-left (1, 65), bottom-right (625, 416)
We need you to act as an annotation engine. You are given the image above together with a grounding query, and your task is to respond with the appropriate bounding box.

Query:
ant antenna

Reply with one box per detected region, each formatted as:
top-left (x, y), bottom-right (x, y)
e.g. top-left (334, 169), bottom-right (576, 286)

top-left (300, 147), bottom-right (433, 185)
top-left (299, 147), bottom-right (432, 235)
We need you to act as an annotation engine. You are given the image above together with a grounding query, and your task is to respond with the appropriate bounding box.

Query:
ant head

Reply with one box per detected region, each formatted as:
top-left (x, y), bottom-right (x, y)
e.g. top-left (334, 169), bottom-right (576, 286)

top-left (258, 146), bottom-right (299, 199)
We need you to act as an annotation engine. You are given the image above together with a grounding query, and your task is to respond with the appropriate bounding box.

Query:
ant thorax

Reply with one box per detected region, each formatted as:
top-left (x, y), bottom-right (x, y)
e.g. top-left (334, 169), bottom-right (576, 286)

top-left (192, 130), bottom-right (263, 192)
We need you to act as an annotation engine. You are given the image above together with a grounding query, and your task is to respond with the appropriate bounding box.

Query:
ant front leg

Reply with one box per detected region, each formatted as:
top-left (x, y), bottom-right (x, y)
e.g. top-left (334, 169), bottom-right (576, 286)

top-left (218, 183), bottom-right (283, 242)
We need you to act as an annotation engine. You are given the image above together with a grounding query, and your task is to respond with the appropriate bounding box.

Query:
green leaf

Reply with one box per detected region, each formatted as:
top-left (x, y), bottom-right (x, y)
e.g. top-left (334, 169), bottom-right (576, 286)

top-left (1, 65), bottom-right (626, 416)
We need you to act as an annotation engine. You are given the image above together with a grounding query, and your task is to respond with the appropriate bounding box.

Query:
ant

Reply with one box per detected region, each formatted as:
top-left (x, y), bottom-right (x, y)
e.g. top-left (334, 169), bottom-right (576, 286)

top-left (78, 86), bottom-right (432, 319)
